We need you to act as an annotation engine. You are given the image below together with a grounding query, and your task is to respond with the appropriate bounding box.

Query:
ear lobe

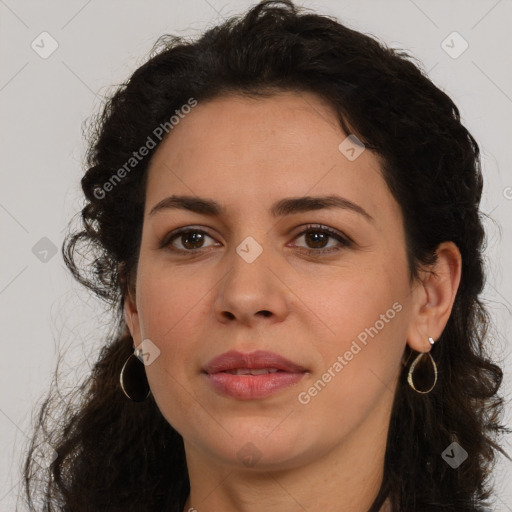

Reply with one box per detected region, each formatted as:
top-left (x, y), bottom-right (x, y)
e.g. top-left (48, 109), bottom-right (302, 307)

top-left (406, 241), bottom-right (462, 352)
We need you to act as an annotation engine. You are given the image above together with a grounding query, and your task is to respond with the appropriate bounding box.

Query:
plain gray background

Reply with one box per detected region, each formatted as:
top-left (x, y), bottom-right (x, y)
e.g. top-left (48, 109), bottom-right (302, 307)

top-left (1, 0), bottom-right (511, 509)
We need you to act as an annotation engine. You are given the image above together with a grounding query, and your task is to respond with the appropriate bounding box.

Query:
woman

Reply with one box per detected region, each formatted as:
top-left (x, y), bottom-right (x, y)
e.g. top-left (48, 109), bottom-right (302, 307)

top-left (23, 1), bottom-right (508, 510)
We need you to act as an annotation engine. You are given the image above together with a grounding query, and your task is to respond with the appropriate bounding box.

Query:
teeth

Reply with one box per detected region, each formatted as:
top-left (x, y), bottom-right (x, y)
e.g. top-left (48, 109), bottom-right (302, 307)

top-left (225, 368), bottom-right (280, 375)
top-left (251, 368), bottom-right (276, 375)
top-left (231, 368), bottom-right (251, 375)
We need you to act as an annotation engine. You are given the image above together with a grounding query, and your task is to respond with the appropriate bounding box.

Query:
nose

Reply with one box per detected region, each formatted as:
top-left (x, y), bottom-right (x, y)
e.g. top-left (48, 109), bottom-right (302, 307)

top-left (213, 242), bottom-right (289, 327)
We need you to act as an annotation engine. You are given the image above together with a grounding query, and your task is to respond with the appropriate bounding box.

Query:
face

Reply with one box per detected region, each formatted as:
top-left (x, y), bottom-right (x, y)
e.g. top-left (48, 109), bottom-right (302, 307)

top-left (125, 91), bottom-right (419, 471)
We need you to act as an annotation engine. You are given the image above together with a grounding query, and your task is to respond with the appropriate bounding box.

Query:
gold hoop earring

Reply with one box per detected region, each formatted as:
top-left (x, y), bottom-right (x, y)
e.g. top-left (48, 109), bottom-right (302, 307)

top-left (407, 337), bottom-right (438, 394)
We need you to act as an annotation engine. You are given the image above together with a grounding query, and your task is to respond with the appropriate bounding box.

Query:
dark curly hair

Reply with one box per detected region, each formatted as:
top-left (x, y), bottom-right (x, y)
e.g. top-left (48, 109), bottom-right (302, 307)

top-left (21, 1), bottom-right (508, 510)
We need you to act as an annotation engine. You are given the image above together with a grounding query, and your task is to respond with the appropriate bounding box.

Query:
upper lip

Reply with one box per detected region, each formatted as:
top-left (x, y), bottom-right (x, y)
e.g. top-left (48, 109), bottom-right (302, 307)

top-left (203, 350), bottom-right (307, 374)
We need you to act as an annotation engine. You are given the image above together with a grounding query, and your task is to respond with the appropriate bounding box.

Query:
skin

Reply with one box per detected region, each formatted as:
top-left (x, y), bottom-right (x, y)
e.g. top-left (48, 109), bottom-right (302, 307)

top-left (124, 90), bottom-right (462, 512)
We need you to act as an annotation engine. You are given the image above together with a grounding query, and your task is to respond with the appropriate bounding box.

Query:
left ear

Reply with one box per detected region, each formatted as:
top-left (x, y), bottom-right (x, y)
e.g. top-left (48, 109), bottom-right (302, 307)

top-left (406, 241), bottom-right (462, 352)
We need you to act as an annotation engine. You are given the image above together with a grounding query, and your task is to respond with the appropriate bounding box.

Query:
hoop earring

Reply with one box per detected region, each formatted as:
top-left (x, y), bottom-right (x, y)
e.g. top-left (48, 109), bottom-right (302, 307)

top-left (407, 337), bottom-right (438, 394)
top-left (120, 349), bottom-right (151, 402)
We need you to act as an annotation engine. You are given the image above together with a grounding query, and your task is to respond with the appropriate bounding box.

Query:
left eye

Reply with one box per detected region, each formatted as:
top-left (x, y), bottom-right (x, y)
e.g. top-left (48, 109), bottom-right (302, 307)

top-left (292, 225), bottom-right (351, 252)
top-left (161, 225), bottom-right (351, 254)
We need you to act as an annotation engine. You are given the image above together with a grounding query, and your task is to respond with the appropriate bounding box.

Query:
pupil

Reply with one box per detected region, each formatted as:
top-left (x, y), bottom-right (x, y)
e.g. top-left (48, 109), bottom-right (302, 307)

top-left (184, 232), bottom-right (203, 249)
top-left (307, 232), bottom-right (327, 248)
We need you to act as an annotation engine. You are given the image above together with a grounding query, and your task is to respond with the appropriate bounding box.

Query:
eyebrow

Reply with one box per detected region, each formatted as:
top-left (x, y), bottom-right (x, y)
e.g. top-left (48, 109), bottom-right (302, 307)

top-left (148, 194), bottom-right (374, 222)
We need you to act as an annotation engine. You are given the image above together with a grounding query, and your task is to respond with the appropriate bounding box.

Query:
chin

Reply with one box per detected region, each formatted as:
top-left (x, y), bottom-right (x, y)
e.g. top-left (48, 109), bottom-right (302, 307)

top-left (199, 421), bottom-right (314, 469)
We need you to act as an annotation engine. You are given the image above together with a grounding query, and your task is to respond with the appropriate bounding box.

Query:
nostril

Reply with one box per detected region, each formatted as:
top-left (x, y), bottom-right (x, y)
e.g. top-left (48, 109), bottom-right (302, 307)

top-left (221, 310), bottom-right (271, 320)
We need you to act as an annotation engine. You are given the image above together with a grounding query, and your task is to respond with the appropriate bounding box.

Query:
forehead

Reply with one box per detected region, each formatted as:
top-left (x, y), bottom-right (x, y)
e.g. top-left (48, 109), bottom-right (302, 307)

top-left (144, 91), bottom-right (395, 223)
top-left (151, 91), bottom-right (342, 162)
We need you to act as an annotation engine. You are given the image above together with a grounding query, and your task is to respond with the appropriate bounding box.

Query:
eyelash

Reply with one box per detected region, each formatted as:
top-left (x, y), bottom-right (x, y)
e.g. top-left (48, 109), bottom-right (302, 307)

top-left (160, 224), bottom-right (353, 256)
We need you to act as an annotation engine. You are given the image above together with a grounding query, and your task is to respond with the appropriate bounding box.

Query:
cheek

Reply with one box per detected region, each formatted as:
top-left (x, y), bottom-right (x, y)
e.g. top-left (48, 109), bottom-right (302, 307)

top-left (316, 261), bottom-right (405, 343)
top-left (135, 262), bottom-right (207, 408)
top-left (137, 258), bottom-right (208, 345)
top-left (296, 297), bottom-right (405, 439)
top-left (138, 289), bottom-right (206, 435)
top-left (303, 260), bottom-right (407, 401)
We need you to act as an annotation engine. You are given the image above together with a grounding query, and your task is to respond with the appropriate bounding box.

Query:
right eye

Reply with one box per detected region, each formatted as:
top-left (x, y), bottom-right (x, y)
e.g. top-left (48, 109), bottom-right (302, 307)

top-left (160, 228), bottom-right (219, 253)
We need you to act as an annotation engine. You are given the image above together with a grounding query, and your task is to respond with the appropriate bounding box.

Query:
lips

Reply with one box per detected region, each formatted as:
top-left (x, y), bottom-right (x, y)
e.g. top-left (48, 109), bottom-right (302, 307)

top-left (203, 350), bottom-right (307, 375)
top-left (202, 350), bottom-right (308, 400)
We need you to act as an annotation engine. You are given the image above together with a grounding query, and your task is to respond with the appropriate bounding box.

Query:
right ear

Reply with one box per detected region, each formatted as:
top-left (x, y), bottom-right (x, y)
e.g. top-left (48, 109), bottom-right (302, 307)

top-left (120, 263), bottom-right (141, 346)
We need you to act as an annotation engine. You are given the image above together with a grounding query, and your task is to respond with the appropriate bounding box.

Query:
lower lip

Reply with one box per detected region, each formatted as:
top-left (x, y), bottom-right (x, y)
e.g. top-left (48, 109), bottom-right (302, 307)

top-left (205, 371), bottom-right (306, 399)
